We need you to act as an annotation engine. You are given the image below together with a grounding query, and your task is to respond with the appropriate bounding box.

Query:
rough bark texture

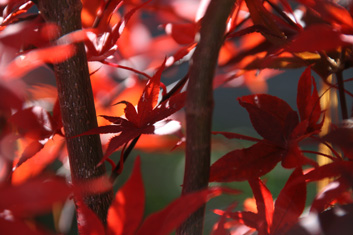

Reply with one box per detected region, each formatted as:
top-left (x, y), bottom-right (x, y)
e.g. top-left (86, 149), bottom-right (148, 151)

top-left (37, 0), bottom-right (112, 224)
top-left (177, 0), bottom-right (236, 234)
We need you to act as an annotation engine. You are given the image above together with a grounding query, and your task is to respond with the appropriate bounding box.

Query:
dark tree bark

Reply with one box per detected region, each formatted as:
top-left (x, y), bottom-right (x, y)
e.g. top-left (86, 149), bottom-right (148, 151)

top-left (177, 0), bottom-right (235, 234)
top-left (37, 0), bottom-right (112, 225)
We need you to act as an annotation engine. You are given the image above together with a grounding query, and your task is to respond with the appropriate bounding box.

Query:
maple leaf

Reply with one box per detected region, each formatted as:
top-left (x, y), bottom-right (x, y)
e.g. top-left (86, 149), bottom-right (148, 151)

top-left (271, 168), bottom-right (306, 234)
top-left (211, 67), bottom-right (321, 182)
top-left (78, 60), bottom-right (186, 163)
top-left (296, 67), bottom-right (323, 134)
top-left (85, 0), bottom-right (152, 61)
top-left (107, 156), bottom-right (145, 235)
top-left (217, 169), bottom-right (306, 234)
top-left (8, 105), bottom-right (63, 170)
top-left (76, 156), bottom-right (240, 235)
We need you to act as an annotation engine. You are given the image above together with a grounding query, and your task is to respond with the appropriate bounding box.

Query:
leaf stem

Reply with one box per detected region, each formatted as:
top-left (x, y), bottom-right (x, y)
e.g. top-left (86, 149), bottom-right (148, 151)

top-left (336, 70), bottom-right (348, 120)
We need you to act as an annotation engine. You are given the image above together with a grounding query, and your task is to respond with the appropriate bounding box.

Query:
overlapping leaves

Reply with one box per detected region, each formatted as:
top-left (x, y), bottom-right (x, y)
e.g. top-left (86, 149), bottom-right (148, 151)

top-left (79, 60), bottom-right (185, 163)
top-left (210, 67), bottom-right (322, 182)
top-left (77, 156), bottom-right (240, 235)
top-left (214, 168), bottom-right (306, 234)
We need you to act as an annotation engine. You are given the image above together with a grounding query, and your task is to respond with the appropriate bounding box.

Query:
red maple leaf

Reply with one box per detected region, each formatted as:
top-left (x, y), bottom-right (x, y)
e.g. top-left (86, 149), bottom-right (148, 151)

top-left (210, 67), bottom-right (322, 183)
top-left (78, 60), bottom-right (185, 163)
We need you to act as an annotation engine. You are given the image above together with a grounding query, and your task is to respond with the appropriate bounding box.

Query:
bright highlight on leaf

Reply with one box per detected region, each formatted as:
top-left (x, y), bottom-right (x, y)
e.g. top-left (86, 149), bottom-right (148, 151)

top-left (78, 59), bottom-right (185, 163)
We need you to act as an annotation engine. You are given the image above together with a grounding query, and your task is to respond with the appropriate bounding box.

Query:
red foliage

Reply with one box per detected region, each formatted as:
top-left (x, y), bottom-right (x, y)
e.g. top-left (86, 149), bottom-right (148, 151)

top-left (1, 0), bottom-right (353, 234)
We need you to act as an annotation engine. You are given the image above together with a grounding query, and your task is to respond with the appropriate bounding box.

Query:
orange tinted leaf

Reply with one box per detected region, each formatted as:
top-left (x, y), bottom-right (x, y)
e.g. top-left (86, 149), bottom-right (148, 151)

top-left (249, 178), bottom-right (273, 234)
top-left (15, 140), bottom-right (44, 169)
top-left (244, 0), bottom-right (285, 44)
top-left (5, 44), bottom-right (76, 78)
top-left (107, 156), bottom-right (144, 235)
top-left (12, 136), bottom-right (64, 184)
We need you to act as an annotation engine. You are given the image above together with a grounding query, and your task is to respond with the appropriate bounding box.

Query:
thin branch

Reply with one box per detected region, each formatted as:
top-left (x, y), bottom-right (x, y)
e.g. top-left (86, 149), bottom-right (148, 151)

top-left (177, 0), bottom-right (236, 234)
top-left (336, 69), bottom-right (348, 120)
top-left (37, 0), bottom-right (113, 225)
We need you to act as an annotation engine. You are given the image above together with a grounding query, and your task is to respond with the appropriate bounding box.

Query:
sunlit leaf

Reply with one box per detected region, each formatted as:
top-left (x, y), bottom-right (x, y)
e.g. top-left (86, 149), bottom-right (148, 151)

top-left (107, 157), bottom-right (144, 235)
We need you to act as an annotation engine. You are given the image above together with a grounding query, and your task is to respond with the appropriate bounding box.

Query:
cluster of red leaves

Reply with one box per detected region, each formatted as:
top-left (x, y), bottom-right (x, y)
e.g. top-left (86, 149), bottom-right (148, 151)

top-left (76, 157), bottom-right (240, 235)
top-left (1, 0), bottom-right (353, 234)
top-left (78, 59), bottom-right (185, 166)
top-left (210, 67), bottom-right (322, 182)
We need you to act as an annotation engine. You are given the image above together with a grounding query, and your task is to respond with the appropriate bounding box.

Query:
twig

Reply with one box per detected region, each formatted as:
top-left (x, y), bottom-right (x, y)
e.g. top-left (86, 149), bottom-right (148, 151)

top-left (176, 0), bottom-right (236, 234)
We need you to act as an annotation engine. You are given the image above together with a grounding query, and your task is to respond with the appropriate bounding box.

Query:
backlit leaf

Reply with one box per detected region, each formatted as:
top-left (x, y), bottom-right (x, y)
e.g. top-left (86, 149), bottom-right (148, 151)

top-left (136, 187), bottom-right (237, 235)
top-left (271, 168), bottom-right (306, 234)
top-left (107, 156), bottom-right (145, 235)
top-left (249, 178), bottom-right (273, 234)
top-left (210, 140), bottom-right (281, 182)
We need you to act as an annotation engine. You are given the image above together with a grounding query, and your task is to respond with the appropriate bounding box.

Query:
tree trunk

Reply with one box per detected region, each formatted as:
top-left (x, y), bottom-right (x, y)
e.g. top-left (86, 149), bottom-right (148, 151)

top-left (37, 0), bottom-right (112, 225)
top-left (177, 0), bottom-right (235, 234)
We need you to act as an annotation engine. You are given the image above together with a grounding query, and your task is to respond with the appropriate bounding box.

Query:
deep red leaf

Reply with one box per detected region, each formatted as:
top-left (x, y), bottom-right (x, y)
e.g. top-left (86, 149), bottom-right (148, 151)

top-left (244, 0), bottom-right (286, 44)
top-left (107, 156), bottom-right (145, 235)
top-left (227, 211), bottom-right (261, 230)
top-left (147, 92), bottom-right (186, 125)
top-left (0, 83), bottom-right (23, 114)
top-left (136, 187), bottom-right (236, 235)
top-left (310, 177), bottom-right (351, 213)
top-left (0, 176), bottom-right (71, 217)
top-left (210, 140), bottom-right (281, 182)
top-left (281, 142), bottom-right (318, 169)
top-left (249, 178), bottom-right (274, 235)
top-left (271, 168), bottom-right (306, 234)
top-left (238, 94), bottom-right (298, 144)
top-left (116, 101), bottom-right (139, 126)
top-left (285, 24), bottom-right (347, 53)
top-left (9, 107), bottom-right (54, 140)
top-left (323, 127), bottom-right (353, 160)
top-left (102, 129), bottom-right (145, 163)
top-left (296, 67), bottom-right (322, 131)
top-left (136, 59), bottom-right (166, 127)
top-left (0, 216), bottom-right (49, 235)
top-left (76, 199), bottom-right (106, 235)
top-left (165, 23), bottom-right (199, 45)
top-left (303, 161), bottom-right (353, 183)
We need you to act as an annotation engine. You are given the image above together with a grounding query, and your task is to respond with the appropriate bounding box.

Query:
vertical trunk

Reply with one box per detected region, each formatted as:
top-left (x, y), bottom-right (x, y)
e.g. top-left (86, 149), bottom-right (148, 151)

top-left (37, 0), bottom-right (112, 224)
top-left (177, 0), bottom-right (235, 234)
